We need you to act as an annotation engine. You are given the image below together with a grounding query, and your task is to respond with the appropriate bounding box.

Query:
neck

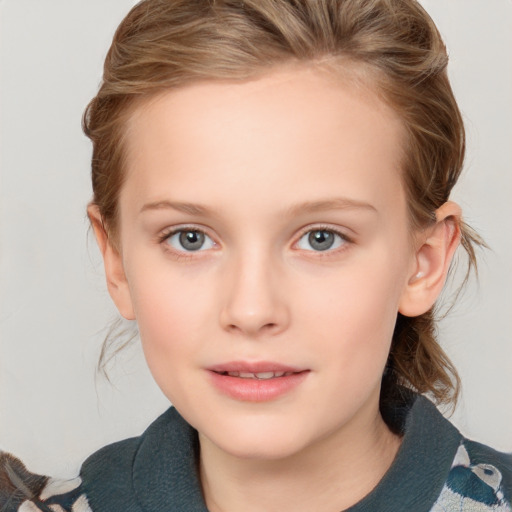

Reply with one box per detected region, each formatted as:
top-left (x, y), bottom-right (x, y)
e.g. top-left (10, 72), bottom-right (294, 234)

top-left (199, 400), bottom-right (402, 512)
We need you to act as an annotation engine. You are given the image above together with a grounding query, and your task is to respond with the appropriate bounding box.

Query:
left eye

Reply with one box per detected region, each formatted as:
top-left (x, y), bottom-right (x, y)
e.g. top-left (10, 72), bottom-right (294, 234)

top-left (165, 230), bottom-right (215, 252)
top-left (296, 229), bottom-right (346, 252)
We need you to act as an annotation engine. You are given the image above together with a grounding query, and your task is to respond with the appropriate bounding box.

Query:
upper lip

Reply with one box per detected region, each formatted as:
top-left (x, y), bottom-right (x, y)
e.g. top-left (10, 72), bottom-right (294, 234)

top-left (207, 361), bottom-right (306, 374)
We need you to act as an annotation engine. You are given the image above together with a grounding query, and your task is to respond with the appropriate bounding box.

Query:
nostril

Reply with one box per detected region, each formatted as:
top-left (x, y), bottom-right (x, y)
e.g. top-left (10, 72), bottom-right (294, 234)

top-left (224, 320), bottom-right (282, 336)
top-left (219, 289), bottom-right (290, 336)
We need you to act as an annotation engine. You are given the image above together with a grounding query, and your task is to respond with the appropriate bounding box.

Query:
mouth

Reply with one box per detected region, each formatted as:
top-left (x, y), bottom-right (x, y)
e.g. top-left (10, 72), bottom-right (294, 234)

top-left (207, 362), bottom-right (309, 402)
top-left (214, 370), bottom-right (297, 380)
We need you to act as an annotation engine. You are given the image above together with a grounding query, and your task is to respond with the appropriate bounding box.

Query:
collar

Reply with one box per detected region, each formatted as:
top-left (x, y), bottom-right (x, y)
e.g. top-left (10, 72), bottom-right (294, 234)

top-left (133, 408), bottom-right (207, 511)
top-left (347, 393), bottom-right (462, 511)
top-left (83, 392), bottom-right (462, 511)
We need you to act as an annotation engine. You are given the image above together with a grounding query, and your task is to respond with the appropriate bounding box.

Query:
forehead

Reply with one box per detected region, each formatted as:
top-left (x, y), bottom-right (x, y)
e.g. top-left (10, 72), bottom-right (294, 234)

top-left (121, 66), bottom-right (406, 217)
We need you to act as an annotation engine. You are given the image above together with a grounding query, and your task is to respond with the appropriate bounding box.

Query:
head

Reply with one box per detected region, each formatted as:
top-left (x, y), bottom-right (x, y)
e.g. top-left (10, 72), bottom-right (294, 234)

top-left (85, 0), bottom-right (481, 432)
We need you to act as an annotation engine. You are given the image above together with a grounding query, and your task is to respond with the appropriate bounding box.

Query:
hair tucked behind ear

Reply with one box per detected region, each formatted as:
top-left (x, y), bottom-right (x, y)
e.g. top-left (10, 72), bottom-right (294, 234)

top-left (383, 310), bottom-right (458, 409)
top-left (382, 222), bottom-right (484, 409)
top-left (84, 0), bottom-right (485, 407)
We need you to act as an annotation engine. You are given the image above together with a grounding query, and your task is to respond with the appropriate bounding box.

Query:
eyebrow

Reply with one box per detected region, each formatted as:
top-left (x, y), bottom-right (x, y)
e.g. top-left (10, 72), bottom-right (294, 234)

top-left (140, 201), bottom-right (214, 216)
top-left (286, 197), bottom-right (377, 217)
top-left (140, 197), bottom-right (377, 217)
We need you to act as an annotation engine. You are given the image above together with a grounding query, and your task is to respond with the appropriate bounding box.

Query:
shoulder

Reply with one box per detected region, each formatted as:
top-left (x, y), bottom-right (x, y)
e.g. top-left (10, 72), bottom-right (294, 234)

top-left (431, 439), bottom-right (512, 511)
top-left (78, 435), bottom-right (143, 512)
top-left (0, 451), bottom-right (92, 512)
top-left (1, 408), bottom-right (204, 512)
top-left (0, 433), bottom-right (144, 512)
top-left (373, 391), bottom-right (512, 512)
top-left (79, 407), bottom-right (206, 512)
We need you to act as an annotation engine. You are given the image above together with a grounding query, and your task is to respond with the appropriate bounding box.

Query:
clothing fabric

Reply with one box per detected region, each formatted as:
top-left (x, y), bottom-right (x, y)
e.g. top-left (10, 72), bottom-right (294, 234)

top-left (1, 393), bottom-right (511, 512)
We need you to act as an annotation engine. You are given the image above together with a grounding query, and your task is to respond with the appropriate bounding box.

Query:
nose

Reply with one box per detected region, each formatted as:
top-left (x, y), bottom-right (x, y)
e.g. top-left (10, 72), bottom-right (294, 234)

top-left (219, 249), bottom-right (290, 338)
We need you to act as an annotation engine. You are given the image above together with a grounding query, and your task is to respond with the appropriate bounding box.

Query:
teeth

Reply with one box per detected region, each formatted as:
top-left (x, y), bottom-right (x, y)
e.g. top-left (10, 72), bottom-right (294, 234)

top-left (253, 372), bottom-right (275, 380)
top-left (225, 371), bottom-right (289, 379)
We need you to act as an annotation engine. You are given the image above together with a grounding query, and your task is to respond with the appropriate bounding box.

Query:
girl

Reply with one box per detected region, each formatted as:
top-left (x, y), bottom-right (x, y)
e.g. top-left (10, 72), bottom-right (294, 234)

top-left (1, 0), bottom-right (510, 511)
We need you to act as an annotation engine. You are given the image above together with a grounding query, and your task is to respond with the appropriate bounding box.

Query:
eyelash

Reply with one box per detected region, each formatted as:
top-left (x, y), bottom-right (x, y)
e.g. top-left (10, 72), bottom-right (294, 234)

top-left (157, 225), bottom-right (353, 259)
top-left (157, 226), bottom-right (216, 260)
top-left (294, 225), bottom-right (353, 255)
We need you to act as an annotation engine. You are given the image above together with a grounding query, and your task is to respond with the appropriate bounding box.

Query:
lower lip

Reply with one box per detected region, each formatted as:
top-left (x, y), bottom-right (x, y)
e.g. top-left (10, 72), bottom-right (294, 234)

top-left (207, 371), bottom-right (309, 402)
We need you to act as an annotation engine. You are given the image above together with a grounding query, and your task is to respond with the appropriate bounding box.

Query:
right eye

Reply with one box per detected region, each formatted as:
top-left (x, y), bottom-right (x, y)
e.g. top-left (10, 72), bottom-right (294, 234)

top-left (164, 229), bottom-right (215, 252)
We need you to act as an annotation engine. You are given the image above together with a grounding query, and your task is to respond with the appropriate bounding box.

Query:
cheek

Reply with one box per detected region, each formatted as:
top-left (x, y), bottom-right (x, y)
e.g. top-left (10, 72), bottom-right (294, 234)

top-left (128, 272), bottom-right (218, 406)
top-left (303, 267), bottom-right (404, 412)
top-left (126, 264), bottom-right (214, 363)
top-left (300, 251), bottom-right (407, 361)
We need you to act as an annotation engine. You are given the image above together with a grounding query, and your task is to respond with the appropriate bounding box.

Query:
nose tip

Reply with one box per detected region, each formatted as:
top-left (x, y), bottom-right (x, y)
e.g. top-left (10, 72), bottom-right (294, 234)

top-left (219, 262), bottom-right (289, 338)
top-left (223, 311), bottom-right (283, 337)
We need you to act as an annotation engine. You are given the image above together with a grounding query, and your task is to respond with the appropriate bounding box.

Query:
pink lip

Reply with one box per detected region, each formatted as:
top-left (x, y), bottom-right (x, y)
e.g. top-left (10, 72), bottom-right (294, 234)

top-left (208, 361), bottom-right (303, 373)
top-left (207, 361), bottom-right (309, 402)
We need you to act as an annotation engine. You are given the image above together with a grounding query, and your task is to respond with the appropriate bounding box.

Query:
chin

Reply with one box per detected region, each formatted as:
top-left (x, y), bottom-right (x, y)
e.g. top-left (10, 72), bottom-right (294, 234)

top-left (198, 415), bottom-right (319, 461)
top-left (215, 434), bottom-right (310, 461)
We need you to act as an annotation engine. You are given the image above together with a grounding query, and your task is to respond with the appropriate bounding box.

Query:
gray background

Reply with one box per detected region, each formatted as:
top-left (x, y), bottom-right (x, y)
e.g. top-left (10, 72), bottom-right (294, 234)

top-left (1, 0), bottom-right (511, 477)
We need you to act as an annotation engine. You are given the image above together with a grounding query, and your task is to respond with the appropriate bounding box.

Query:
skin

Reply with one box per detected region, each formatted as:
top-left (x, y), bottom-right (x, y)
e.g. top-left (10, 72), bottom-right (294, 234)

top-left (90, 66), bottom-right (461, 512)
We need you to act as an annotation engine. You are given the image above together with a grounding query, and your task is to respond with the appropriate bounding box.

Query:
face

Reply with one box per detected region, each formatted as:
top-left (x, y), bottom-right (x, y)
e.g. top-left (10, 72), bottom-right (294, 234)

top-left (113, 67), bottom-right (419, 460)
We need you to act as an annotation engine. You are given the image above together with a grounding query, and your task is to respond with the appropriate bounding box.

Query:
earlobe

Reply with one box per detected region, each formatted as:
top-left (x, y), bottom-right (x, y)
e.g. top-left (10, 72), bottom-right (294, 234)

top-left (87, 204), bottom-right (136, 320)
top-left (398, 201), bottom-right (462, 317)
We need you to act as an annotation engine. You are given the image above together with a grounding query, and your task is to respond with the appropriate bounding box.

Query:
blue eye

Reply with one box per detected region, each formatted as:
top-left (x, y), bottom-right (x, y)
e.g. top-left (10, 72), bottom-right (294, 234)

top-left (296, 229), bottom-right (346, 252)
top-left (165, 229), bottom-right (215, 252)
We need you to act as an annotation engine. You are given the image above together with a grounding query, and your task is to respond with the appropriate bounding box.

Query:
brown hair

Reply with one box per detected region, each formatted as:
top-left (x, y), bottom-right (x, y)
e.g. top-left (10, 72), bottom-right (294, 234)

top-left (84, 0), bottom-right (483, 406)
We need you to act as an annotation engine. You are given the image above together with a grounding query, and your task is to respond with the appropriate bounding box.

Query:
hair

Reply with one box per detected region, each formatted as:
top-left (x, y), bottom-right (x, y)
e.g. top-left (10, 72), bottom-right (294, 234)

top-left (84, 0), bottom-right (484, 407)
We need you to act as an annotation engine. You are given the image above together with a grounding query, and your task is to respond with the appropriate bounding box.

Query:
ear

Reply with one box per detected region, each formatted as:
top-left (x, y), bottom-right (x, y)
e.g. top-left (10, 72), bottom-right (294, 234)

top-left (398, 201), bottom-right (461, 317)
top-left (87, 205), bottom-right (135, 320)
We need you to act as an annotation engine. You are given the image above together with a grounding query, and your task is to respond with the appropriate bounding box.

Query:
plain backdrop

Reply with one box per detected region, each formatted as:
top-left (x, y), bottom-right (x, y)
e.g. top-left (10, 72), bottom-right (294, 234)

top-left (0, 0), bottom-right (511, 477)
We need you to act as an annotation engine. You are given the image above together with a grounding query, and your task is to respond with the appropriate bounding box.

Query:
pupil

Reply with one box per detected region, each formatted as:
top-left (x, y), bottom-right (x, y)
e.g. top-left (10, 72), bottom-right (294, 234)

top-left (309, 230), bottom-right (334, 251)
top-left (179, 231), bottom-right (204, 251)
